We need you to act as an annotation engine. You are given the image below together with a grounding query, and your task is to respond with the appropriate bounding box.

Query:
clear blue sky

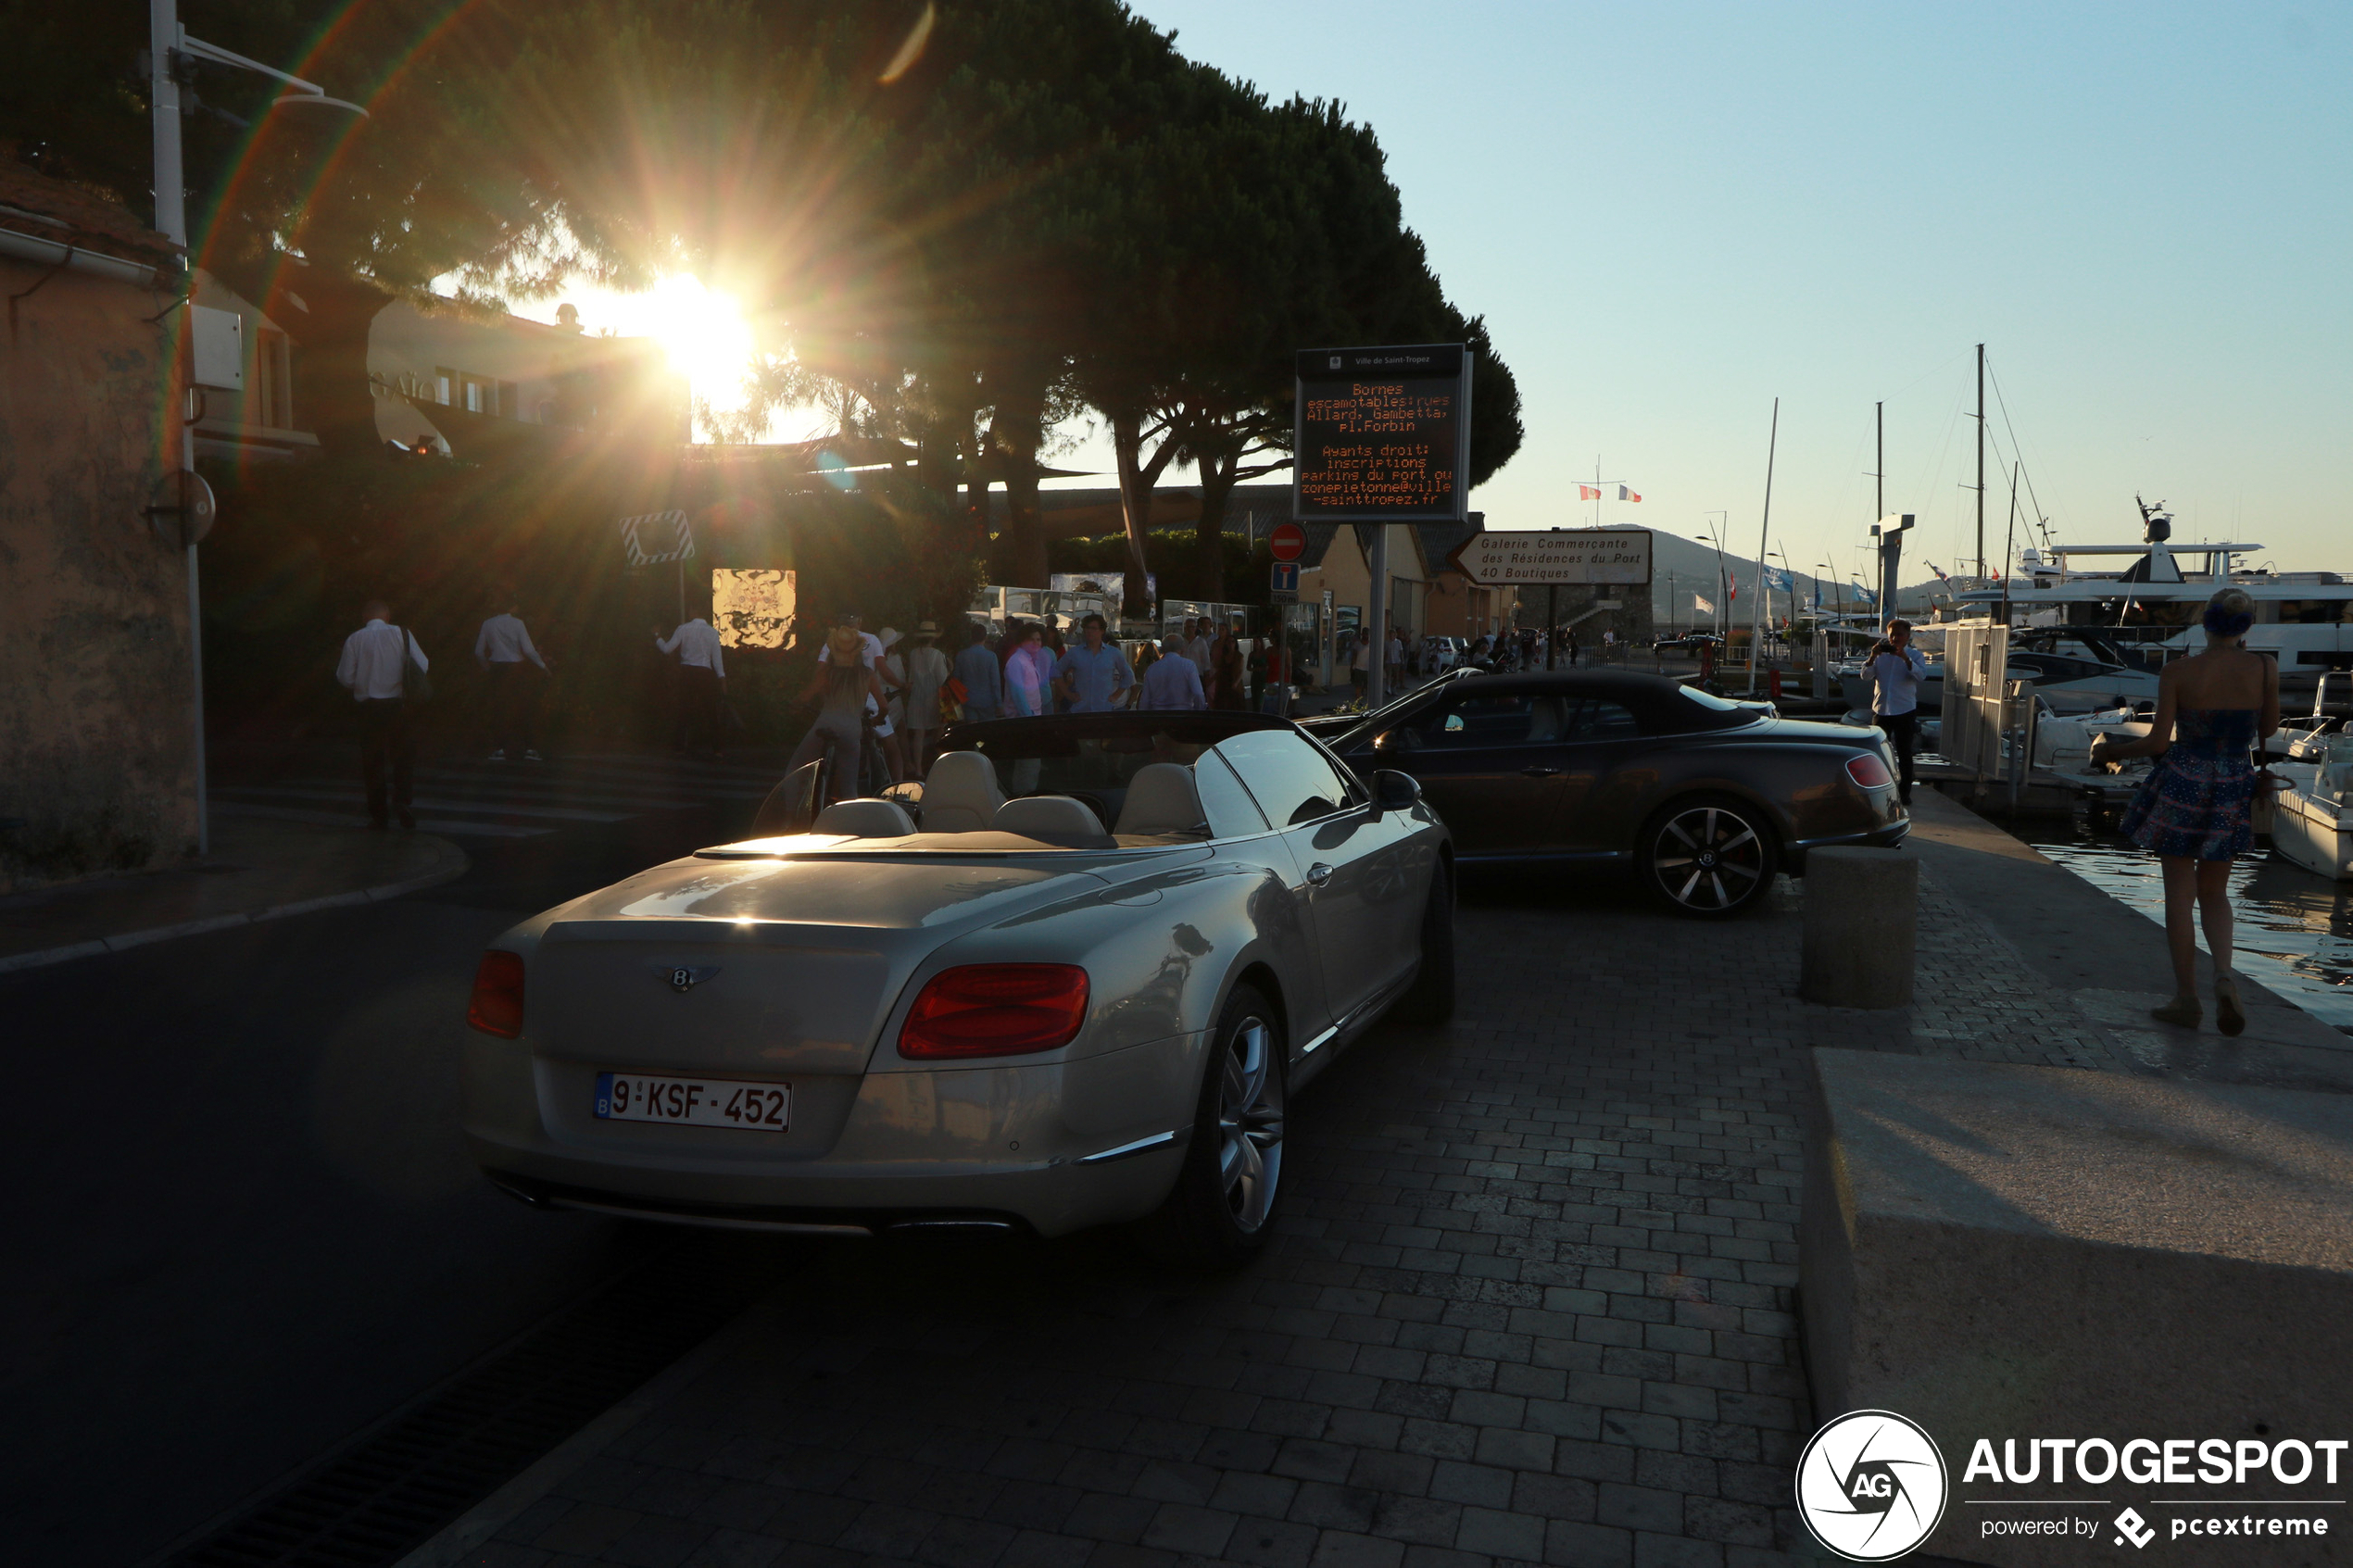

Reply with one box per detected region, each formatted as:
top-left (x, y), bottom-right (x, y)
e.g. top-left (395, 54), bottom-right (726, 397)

top-left (1102, 0), bottom-right (2349, 580)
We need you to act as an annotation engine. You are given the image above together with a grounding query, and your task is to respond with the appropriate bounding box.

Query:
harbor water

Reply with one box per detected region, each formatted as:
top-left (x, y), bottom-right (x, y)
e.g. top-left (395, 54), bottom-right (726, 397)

top-left (2017, 818), bottom-right (2353, 1035)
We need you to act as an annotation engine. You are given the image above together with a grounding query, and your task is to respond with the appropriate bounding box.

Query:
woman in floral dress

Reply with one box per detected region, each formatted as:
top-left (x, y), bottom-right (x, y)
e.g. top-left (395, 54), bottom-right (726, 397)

top-left (2092, 588), bottom-right (2279, 1033)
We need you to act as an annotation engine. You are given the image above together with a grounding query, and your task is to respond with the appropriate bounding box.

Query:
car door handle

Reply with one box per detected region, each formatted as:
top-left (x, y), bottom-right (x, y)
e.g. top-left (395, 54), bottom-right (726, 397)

top-left (1519, 766), bottom-right (1562, 777)
top-left (1305, 862), bottom-right (1334, 886)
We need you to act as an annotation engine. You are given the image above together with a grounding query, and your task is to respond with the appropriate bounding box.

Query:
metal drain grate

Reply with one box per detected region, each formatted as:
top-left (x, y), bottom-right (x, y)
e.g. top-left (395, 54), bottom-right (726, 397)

top-left (166, 1233), bottom-right (791, 1568)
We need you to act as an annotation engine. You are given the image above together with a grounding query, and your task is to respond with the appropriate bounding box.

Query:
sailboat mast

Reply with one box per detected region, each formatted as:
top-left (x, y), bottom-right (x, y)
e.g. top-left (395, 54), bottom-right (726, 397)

top-left (1747, 397), bottom-right (1778, 695)
top-left (1975, 343), bottom-right (1986, 587)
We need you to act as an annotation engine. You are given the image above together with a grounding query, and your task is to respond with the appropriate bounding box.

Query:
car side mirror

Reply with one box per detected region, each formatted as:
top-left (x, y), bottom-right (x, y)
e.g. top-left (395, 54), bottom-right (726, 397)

top-left (1372, 770), bottom-right (1421, 814)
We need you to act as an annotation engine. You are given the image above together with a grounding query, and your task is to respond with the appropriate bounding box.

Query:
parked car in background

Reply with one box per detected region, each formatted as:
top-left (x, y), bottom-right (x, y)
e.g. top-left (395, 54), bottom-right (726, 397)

top-left (1315, 671), bottom-right (1907, 917)
top-left (1653, 632), bottom-right (1724, 655)
top-left (464, 711), bottom-right (1453, 1265)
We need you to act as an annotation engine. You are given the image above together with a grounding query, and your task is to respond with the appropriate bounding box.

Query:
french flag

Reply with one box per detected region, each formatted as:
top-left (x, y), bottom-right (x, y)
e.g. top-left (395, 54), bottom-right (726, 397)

top-left (1618, 485), bottom-right (1642, 502)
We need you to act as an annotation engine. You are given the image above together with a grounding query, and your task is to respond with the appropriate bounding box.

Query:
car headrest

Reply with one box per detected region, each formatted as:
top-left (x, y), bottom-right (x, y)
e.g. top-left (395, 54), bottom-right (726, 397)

top-left (993, 796), bottom-right (1112, 846)
top-left (922, 749), bottom-right (1005, 834)
top-left (1115, 762), bottom-right (1209, 836)
top-left (812, 798), bottom-right (917, 838)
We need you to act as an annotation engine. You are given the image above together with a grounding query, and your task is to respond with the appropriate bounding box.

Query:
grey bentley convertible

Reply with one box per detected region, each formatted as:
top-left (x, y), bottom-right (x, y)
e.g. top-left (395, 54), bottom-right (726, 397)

top-left (463, 712), bottom-right (1453, 1266)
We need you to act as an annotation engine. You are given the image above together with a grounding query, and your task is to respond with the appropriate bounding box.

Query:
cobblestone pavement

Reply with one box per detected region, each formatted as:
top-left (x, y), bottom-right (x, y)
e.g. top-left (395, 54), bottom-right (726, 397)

top-left (464, 859), bottom-right (2143, 1568)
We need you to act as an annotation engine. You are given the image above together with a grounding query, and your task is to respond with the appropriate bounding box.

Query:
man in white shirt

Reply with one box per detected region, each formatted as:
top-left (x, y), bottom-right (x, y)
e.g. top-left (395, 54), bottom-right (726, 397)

top-left (474, 593), bottom-right (549, 763)
top-left (1869, 618), bottom-right (1931, 804)
top-left (654, 610), bottom-right (728, 758)
top-left (336, 600), bottom-right (428, 830)
top-left (1185, 621), bottom-right (1215, 677)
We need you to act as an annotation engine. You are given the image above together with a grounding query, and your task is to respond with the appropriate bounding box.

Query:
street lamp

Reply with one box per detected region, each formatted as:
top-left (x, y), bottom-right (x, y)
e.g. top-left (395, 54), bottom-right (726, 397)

top-left (149, 0), bottom-right (367, 856)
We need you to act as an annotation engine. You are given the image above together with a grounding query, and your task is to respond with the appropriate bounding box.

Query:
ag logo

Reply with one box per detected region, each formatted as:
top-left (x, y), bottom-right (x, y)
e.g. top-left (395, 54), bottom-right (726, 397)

top-left (1794, 1410), bottom-right (1948, 1561)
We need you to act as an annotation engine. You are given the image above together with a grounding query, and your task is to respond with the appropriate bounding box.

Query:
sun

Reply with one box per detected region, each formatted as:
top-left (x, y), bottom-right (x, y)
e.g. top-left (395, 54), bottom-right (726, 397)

top-left (637, 273), bottom-right (757, 413)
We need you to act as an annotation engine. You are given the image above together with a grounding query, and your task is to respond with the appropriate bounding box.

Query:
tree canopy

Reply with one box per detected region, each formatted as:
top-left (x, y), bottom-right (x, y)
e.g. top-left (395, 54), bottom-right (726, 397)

top-left (6, 0), bottom-right (1522, 606)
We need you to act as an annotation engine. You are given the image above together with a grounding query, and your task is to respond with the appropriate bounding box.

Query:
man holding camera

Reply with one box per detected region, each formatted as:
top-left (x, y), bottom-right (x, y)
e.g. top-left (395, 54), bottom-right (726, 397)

top-left (1869, 618), bottom-right (1931, 804)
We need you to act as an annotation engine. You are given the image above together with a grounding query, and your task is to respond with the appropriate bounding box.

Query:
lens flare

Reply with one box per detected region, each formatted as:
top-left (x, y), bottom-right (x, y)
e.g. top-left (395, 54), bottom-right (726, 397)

top-left (638, 274), bottom-right (757, 413)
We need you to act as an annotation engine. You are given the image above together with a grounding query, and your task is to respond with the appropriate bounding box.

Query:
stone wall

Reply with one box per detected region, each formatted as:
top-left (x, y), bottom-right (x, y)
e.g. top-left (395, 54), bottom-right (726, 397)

top-left (0, 255), bottom-right (197, 891)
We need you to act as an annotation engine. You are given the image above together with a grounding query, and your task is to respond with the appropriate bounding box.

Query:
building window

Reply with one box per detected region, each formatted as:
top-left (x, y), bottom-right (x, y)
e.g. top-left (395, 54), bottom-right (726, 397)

top-left (434, 367), bottom-right (455, 406)
top-left (252, 328), bottom-right (294, 429)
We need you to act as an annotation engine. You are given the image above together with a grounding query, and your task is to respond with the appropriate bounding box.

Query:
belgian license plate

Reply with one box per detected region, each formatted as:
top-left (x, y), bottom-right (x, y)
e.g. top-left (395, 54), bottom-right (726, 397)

top-left (595, 1072), bottom-right (789, 1130)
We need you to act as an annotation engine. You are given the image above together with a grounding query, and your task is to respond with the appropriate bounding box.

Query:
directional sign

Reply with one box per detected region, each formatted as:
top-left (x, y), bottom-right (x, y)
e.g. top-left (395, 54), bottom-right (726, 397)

top-left (1269, 521), bottom-right (1307, 562)
top-left (1270, 561), bottom-right (1301, 597)
top-left (1292, 344), bottom-right (1473, 523)
top-left (619, 510), bottom-right (695, 567)
top-left (1448, 529), bottom-right (1652, 586)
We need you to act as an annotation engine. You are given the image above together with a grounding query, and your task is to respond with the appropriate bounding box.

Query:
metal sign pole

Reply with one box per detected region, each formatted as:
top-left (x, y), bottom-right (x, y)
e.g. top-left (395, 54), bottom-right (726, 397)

top-left (1366, 528), bottom-right (1389, 708)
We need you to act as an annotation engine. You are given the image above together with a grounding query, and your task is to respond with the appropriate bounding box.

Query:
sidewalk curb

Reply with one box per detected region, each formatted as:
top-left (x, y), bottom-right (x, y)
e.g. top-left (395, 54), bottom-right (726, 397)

top-left (0, 841), bottom-right (470, 975)
top-left (390, 1282), bottom-right (789, 1568)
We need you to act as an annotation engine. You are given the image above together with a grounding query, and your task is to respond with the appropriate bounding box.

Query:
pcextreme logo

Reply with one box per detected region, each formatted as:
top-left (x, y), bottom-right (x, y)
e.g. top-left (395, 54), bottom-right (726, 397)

top-left (1796, 1410), bottom-right (1950, 1562)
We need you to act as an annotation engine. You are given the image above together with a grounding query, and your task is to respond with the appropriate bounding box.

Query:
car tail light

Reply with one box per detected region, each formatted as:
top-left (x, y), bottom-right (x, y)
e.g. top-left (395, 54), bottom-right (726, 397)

top-left (1845, 753), bottom-right (1894, 789)
top-left (467, 950), bottom-right (526, 1037)
top-left (900, 964), bottom-right (1089, 1059)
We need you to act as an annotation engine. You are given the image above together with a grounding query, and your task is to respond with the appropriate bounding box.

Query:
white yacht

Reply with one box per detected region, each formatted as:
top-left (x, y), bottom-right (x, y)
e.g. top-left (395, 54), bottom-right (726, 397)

top-left (2265, 674), bottom-right (2353, 881)
top-left (1953, 499), bottom-right (2353, 693)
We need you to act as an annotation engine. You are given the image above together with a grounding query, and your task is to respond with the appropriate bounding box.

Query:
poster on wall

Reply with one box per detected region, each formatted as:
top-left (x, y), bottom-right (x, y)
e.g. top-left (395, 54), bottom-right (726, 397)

top-left (712, 569), bottom-right (796, 648)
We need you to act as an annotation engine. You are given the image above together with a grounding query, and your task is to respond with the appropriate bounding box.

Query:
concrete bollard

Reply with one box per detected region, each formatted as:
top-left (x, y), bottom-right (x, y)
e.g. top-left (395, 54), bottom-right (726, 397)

top-left (1801, 847), bottom-right (1916, 1008)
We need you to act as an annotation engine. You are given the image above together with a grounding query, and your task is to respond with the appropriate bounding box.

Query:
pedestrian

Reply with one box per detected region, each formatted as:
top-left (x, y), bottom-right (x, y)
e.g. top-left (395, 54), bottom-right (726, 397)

top-left (1259, 635), bottom-right (1291, 715)
top-left (2091, 586), bottom-right (2279, 1034)
top-left (1052, 612), bottom-right (1137, 713)
top-left (1385, 628), bottom-right (1404, 691)
top-left (1867, 618), bottom-right (1931, 805)
top-left (1139, 633), bottom-right (1207, 709)
top-left (896, 621), bottom-right (951, 772)
top-left (786, 625), bottom-right (891, 807)
top-left (875, 628), bottom-right (909, 784)
top-left (952, 620), bottom-right (1002, 721)
top-left (1211, 621), bottom-right (1247, 709)
top-left (336, 599), bottom-right (428, 830)
top-left (473, 588), bottom-right (549, 762)
top-left (1567, 627), bottom-right (1580, 667)
top-left (1349, 627), bottom-right (1370, 699)
top-left (1004, 622), bottom-right (1051, 718)
top-left (653, 605), bottom-right (728, 758)
top-left (817, 608), bottom-right (897, 786)
top-left (1185, 619), bottom-right (1215, 679)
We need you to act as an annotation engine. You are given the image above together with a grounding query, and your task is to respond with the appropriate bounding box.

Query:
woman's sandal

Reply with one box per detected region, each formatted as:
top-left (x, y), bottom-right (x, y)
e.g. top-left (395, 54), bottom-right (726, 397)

top-left (2149, 995), bottom-right (2202, 1028)
top-left (2215, 977), bottom-right (2246, 1037)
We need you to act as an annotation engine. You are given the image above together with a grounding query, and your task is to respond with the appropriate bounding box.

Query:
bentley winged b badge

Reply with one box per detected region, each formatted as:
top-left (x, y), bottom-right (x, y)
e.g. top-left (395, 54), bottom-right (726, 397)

top-left (653, 962), bottom-right (722, 994)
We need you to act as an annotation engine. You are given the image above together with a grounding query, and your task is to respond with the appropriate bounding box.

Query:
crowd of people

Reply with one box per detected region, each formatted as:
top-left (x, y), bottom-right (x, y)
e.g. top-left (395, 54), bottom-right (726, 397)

top-left (330, 592), bottom-right (1653, 827)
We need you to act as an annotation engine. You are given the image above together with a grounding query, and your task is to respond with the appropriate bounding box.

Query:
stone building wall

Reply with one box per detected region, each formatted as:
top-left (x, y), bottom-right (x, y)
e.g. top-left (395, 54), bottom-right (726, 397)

top-left (0, 251), bottom-right (197, 891)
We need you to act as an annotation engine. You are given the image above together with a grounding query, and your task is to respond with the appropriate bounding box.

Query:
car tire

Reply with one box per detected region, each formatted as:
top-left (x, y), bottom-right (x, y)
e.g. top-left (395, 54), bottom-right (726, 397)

top-left (1138, 985), bottom-right (1287, 1271)
top-left (1397, 856), bottom-right (1455, 1023)
top-left (1638, 794), bottom-right (1778, 919)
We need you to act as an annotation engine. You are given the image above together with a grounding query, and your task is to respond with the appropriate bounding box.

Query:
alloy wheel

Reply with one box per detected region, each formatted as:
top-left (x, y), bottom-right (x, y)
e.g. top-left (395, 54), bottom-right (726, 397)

top-left (1650, 804), bottom-right (1768, 913)
top-left (1216, 1020), bottom-right (1285, 1232)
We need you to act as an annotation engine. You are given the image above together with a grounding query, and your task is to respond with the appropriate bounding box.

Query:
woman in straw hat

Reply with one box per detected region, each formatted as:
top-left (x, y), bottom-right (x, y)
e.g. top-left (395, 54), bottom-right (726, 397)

top-left (786, 624), bottom-right (892, 805)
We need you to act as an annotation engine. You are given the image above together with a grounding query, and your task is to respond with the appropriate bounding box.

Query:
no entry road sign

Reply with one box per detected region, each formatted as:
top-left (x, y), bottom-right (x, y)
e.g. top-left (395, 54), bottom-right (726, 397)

top-left (1269, 522), bottom-right (1306, 562)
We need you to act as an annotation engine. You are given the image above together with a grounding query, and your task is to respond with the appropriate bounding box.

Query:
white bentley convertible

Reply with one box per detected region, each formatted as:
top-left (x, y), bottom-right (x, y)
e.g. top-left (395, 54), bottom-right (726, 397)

top-left (463, 712), bottom-right (1453, 1266)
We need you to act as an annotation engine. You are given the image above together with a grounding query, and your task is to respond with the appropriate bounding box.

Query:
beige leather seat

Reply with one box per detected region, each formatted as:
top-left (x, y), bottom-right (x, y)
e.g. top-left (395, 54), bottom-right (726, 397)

top-left (920, 751), bottom-right (1005, 833)
top-left (1114, 763), bottom-right (1209, 836)
top-left (994, 796), bottom-right (1111, 846)
top-left (812, 798), bottom-right (916, 838)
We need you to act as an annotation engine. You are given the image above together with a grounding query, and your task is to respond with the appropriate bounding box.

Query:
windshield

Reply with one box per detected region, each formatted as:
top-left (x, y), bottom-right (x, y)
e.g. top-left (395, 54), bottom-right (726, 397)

top-left (1322, 670), bottom-right (1479, 747)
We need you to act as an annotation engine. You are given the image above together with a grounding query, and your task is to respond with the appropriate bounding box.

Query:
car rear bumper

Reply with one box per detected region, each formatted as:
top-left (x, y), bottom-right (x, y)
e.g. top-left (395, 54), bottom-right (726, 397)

top-left (461, 1034), bottom-right (1202, 1239)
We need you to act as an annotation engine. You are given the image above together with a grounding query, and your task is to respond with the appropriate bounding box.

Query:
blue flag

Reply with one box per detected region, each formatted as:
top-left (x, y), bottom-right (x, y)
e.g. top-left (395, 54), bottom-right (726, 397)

top-left (1764, 567), bottom-right (1793, 593)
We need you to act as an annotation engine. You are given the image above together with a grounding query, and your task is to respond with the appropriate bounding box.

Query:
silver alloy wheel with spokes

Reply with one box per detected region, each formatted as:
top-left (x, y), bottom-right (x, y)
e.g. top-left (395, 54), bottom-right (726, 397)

top-left (1216, 1019), bottom-right (1285, 1232)
top-left (1648, 801), bottom-right (1769, 914)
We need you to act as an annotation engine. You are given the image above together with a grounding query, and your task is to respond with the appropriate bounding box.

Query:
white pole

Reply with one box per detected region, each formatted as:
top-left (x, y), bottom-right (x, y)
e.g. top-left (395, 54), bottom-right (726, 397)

top-left (152, 0), bottom-right (208, 853)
